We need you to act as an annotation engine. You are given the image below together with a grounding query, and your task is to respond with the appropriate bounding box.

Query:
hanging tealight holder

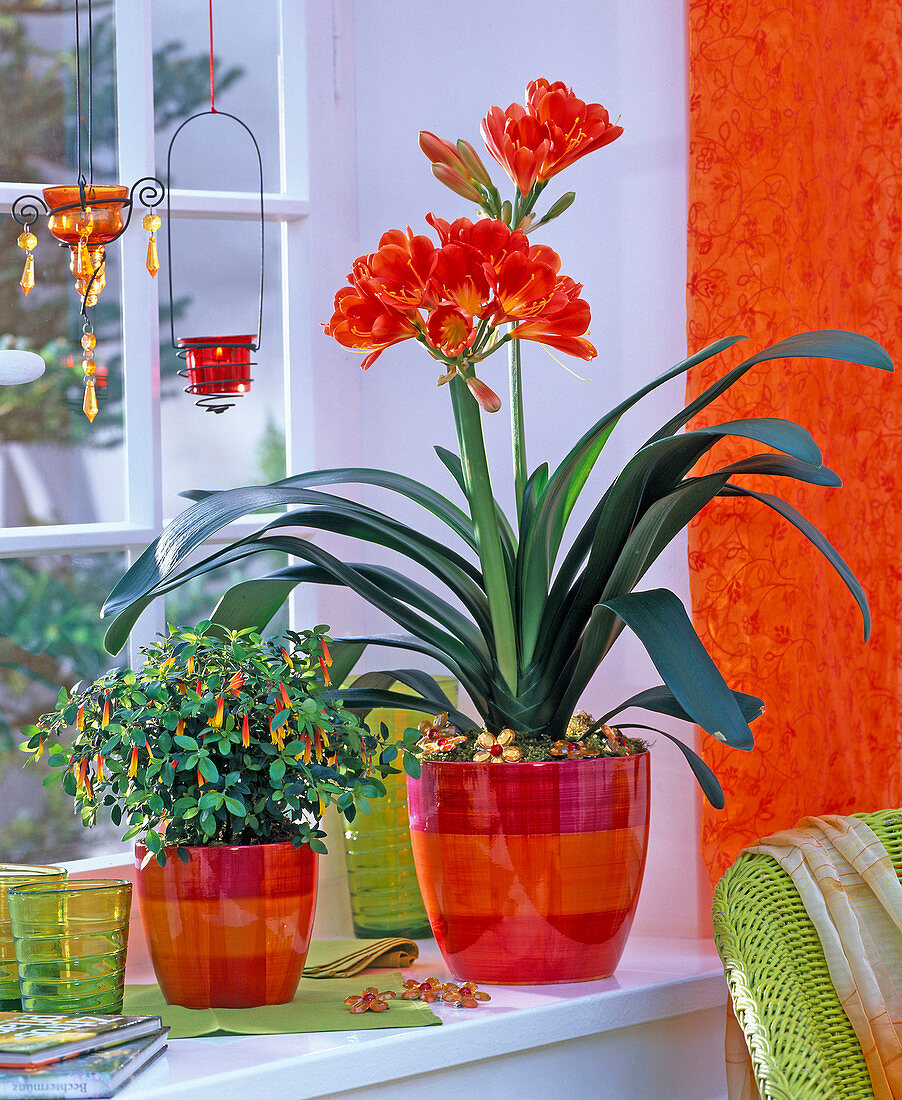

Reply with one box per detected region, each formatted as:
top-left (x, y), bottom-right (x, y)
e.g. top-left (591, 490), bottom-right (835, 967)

top-left (166, 3), bottom-right (264, 414)
top-left (9, 0), bottom-right (165, 423)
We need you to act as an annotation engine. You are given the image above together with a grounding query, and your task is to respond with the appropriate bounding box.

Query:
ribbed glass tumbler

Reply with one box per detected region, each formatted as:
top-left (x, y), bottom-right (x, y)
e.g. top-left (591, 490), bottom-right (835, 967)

top-left (0, 864), bottom-right (67, 1010)
top-left (8, 878), bottom-right (131, 1013)
top-left (343, 678), bottom-right (457, 939)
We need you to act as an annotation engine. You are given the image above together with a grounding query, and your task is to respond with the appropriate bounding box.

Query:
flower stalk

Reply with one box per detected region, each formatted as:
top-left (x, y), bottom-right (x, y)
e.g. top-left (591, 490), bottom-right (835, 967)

top-left (449, 375), bottom-right (518, 692)
top-left (508, 336), bottom-right (527, 514)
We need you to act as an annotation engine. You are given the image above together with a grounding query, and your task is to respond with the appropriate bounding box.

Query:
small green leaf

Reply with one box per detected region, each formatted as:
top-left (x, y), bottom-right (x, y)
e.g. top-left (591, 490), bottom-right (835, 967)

top-left (270, 758), bottom-right (286, 782)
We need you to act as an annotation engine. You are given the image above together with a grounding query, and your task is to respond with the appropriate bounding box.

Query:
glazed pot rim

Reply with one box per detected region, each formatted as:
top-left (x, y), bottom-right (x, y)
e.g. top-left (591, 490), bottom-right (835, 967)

top-left (416, 750), bottom-right (649, 769)
top-left (134, 838), bottom-right (310, 854)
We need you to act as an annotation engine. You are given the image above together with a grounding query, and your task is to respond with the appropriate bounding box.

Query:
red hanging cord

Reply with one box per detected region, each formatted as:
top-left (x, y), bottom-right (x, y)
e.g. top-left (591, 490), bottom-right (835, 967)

top-left (208, 0), bottom-right (217, 112)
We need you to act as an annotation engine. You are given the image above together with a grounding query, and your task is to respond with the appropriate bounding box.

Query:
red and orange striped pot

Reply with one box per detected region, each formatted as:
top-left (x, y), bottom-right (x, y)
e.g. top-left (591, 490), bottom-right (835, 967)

top-left (135, 840), bottom-right (317, 1008)
top-left (407, 753), bottom-right (650, 984)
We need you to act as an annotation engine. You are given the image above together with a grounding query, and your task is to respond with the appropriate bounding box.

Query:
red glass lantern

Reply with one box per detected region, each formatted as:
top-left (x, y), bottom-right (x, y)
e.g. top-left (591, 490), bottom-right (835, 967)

top-left (177, 335), bottom-right (255, 397)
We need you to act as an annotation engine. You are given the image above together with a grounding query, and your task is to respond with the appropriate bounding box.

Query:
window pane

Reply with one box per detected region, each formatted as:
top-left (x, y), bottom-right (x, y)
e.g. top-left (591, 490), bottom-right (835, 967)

top-left (0, 551), bottom-right (125, 863)
top-left (0, 7), bottom-right (128, 527)
top-left (152, 1), bottom-right (281, 193)
top-left (0, 6), bottom-right (118, 184)
top-left (159, 219), bottom-right (285, 516)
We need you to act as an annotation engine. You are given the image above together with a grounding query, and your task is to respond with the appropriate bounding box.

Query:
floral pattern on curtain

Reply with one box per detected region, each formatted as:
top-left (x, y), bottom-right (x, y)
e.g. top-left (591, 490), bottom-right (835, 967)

top-left (687, 0), bottom-right (902, 883)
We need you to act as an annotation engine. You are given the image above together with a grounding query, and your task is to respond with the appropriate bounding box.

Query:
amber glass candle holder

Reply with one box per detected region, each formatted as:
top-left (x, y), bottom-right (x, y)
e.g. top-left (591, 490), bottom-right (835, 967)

top-left (0, 865), bottom-right (67, 1010)
top-left (177, 335), bottom-right (255, 396)
top-left (43, 185), bottom-right (129, 245)
top-left (8, 878), bottom-right (131, 1014)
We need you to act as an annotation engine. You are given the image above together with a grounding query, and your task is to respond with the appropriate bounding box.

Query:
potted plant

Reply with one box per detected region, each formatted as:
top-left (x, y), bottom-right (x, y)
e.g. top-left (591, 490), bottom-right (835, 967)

top-left (21, 623), bottom-right (406, 1008)
top-left (95, 80), bottom-right (892, 984)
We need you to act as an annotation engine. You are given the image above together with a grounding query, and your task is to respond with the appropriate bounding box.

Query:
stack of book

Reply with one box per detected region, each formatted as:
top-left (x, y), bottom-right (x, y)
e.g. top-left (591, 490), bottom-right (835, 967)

top-left (0, 1013), bottom-right (168, 1097)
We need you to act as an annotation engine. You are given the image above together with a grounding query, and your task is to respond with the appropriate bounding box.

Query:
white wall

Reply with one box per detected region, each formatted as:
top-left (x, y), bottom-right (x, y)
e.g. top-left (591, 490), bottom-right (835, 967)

top-left (311, 0), bottom-right (711, 939)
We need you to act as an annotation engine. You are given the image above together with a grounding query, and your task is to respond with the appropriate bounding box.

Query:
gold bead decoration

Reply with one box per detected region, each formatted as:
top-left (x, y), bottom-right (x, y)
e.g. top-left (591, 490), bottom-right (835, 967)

top-left (17, 231), bottom-right (36, 252)
top-left (81, 332), bottom-right (96, 352)
top-left (142, 212), bottom-right (162, 232)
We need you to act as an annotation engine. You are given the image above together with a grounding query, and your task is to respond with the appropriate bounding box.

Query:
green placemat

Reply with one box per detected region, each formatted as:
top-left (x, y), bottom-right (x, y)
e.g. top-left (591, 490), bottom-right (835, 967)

top-left (123, 973), bottom-right (440, 1039)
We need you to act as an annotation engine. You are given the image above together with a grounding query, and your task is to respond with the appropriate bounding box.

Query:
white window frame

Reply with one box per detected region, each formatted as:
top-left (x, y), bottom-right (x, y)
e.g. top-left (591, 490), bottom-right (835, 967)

top-left (0, 0), bottom-right (333, 668)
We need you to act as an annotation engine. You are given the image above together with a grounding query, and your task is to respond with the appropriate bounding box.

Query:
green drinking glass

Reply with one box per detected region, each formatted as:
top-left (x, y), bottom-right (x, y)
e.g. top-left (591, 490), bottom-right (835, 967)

top-left (8, 879), bottom-right (132, 1014)
top-left (0, 865), bottom-right (67, 1010)
top-left (343, 677), bottom-right (458, 939)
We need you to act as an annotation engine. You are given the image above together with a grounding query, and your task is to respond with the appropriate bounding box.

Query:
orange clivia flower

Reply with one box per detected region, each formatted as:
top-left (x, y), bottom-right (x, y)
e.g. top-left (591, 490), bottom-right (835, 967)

top-left (481, 79), bottom-right (622, 195)
top-left (525, 78), bottom-right (623, 180)
top-left (473, 728), bottom-right (521, 763)
top-left (241, 713), bottom-right (250, 747)
top-left (128, 746), bottom-right (139, 778)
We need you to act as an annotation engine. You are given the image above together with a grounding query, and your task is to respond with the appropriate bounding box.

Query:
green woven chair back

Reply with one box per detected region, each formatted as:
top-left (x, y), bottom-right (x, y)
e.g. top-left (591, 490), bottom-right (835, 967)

top-left (712, 808), bottom-right (902, 1100)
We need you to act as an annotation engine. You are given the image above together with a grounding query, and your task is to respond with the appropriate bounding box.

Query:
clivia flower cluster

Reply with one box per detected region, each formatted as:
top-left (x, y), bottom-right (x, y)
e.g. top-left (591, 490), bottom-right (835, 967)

top-left (324, 79), bottom-right (616, 412)
top-left (22, 624), bottom-right (406, 864)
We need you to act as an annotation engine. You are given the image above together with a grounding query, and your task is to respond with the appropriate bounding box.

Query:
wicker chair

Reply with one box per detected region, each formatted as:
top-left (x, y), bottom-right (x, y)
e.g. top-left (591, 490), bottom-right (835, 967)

top-left (712, 807), bottom-right (902, 1100)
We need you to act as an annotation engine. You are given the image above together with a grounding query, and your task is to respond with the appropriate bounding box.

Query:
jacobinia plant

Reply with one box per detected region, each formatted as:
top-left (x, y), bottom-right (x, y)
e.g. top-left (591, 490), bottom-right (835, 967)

top-left (98, 80), bottom-right (892, 806)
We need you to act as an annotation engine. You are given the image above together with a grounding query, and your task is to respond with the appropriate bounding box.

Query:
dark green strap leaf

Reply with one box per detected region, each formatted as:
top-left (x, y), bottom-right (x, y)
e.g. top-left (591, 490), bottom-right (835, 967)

top-left (722, 483), bottom-right (871, 639)
top-left (602, 589), bottom-right (755, 749)
top-left (601, 684), bottom-right (765, 726)
top-left (615, 723), bottom-right (725, 809)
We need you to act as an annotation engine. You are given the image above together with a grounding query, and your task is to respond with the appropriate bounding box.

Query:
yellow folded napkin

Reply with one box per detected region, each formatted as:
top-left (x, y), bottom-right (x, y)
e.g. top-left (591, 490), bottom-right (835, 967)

top-left (302, 937), bottom-right (420, 978)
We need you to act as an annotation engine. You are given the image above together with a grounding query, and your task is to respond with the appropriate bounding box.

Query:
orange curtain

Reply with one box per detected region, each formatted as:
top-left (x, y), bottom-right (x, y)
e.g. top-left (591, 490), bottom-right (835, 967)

top-left (687, 0), bottom-right (902, 883)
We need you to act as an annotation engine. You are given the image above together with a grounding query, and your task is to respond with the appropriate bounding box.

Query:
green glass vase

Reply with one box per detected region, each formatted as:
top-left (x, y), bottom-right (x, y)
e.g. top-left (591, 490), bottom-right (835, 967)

top-left (343, 678), bottom-right (457, 939)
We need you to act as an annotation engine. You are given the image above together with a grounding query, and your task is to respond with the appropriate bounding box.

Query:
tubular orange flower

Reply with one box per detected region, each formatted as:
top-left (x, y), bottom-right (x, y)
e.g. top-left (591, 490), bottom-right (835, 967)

top-left (76, 705), bottom-right (84, 730)
top-left (320, 639), bottom-right (332, 666)
top-left (314, 727), bottom-right (322, 761)
top-left (128, 745), bottom-right (139, 778)
top-left (145, 739), bottom-right (155, 763)
top-left (280, 647), bottom-right (293, 669)
top-left (242, 713), bottom-right (250, 746)
top-left (77, 756), bottom-right (88, 788)
top-left (197, 768), bottom-right (204, 787)
top-left (175, 718), bottom-right (184, 738)
top-left (101, 698), bottom-right (110, 728)
top-left (303, 732), bottom-right (312, 764)
top-left (84, 775), bottom-right (94, 801)
top-left (318, 657), bottom-right (331, 686)
top-left (270, 711), bottom-right (287, 750)
top-left (187, 657), bottom-right (195, 675)
top-left (228, 670), bottom-right (245, 694)
top-left (95, 753), bottom-right (104, 781)
top-left (279, 682), bottom-right (292, 710)
top-left (211, 695), bottom-right (225, 728)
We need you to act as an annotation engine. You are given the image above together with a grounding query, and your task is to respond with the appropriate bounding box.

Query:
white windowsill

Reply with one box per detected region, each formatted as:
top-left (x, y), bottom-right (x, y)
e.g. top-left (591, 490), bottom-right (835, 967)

top-left (64, 854), bottom-right (730, 1100)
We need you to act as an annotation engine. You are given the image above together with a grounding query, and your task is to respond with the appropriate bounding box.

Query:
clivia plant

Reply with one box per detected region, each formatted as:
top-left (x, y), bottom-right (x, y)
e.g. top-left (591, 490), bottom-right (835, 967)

top-left (95, 79), bottom-right (892, 807)
top-left (21, 624), bottom-right (408, 864)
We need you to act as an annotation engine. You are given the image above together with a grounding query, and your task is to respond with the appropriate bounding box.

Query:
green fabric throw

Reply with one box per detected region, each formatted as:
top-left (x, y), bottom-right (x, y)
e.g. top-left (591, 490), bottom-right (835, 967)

top-left (123, 973), bottom-right (441, 1039)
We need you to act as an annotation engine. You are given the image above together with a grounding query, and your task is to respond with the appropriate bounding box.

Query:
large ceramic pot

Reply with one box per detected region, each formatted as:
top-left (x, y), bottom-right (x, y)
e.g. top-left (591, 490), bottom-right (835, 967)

top-left (134, 840), bottom-right (317, 1008)
top-left (407, 753), bottom-right (650, 984)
